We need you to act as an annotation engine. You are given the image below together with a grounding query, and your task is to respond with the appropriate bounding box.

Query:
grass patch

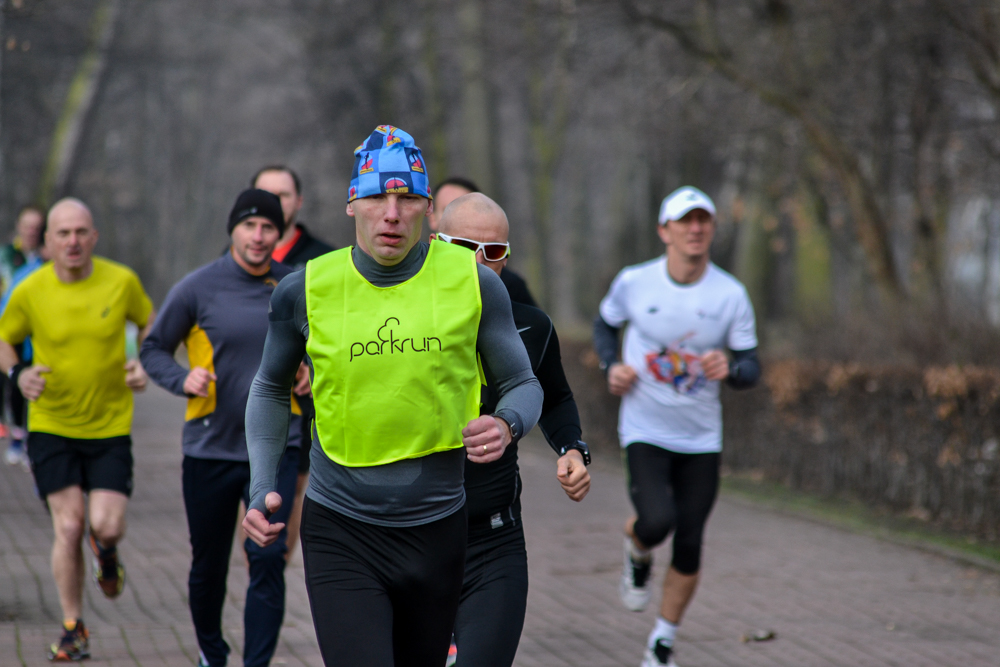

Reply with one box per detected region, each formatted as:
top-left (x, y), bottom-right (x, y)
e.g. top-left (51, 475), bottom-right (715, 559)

top-left (720, 473), bottom-right (1000, 569)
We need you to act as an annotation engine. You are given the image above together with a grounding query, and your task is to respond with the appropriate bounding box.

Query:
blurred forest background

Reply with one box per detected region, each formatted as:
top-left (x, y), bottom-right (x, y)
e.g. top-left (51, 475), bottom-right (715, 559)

top-left (4, 0), bottom-right (1000, 360)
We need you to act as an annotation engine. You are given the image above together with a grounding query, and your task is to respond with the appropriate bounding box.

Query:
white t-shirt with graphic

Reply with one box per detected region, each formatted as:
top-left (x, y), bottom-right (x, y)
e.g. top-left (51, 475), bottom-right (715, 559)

top-left (599, 257), bottom-right (757, 454)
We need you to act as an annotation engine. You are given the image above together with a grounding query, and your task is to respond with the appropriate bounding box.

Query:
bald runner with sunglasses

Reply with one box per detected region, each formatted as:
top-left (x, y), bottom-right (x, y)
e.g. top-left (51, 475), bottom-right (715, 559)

top-left (432, 193), bottom-right (591, 667)
top-left (428, 177), bottom-right (538, 309)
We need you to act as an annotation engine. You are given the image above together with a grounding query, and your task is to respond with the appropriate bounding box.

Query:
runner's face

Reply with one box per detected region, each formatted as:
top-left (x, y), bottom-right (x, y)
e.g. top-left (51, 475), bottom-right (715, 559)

top-left (231, 216), bottom-right (281, 268)
top-left (17, 210), bottom-right (44, 251)
top-left (434, 210), bottom-right (509, 277)
top-left (427, 184), bottom-right (471, 232)
top-left (659, 208), bottom-right (715, 260)
top-left (254, 170), bottom-right (302, 230)
top-left (348, 193), bottom-right (431, 266)
top-left (46, 206), bottom-right (97, 271)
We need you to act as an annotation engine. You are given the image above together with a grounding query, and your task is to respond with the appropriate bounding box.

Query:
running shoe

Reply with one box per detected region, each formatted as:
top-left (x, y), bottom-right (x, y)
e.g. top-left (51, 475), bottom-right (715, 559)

top-left (89, 533), bottom-right (125, 598)
top-left (640, 639), bottom-right (678, 667)
top-left (4, 439), bottom-right (24, 466)
top-left (48, 619), bottom-right (90, 662)
top-left (619, 537), bottom-right (652, 611)
top-left (196, 651), bottom-right (211, 667)
top-left (446, 638), bottom-right (457, 667)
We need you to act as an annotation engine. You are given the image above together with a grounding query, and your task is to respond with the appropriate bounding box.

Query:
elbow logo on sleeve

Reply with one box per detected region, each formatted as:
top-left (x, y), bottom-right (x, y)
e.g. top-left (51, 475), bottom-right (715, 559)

top-left (349, 317), bottom-right (442, 361)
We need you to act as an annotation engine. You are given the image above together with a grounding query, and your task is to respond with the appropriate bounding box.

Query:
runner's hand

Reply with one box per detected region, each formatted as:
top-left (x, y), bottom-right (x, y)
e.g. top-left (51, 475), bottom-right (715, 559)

top-left (293, 362), bottom-right (311, 396)
top-left (183, 367), bottom-right (217, 397)
top-left (242, 492), bottom-right (284, 547)
top-left (556, 449), bottom-right (590, 502)
top-left (124, 359), bottom-right (148, 392)
top-left (464, 415), bottom-right (511, 464)
top-left (700, 350), bottom-right (729, 381)
top-left (607, 363), bottom-right (637, 396)
top-left (18, 364), bottom-right (50, 401)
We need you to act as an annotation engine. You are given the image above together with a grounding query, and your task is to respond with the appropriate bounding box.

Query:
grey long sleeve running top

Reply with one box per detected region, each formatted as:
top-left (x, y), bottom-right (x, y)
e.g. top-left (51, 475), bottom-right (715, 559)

top-left (246, 242), bottom-right (543, 527)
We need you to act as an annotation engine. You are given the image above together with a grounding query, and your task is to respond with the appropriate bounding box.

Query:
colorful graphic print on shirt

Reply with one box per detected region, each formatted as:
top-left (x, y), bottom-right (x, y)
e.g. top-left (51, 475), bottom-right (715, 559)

top-left (645, 333), bottom-right (706, 395)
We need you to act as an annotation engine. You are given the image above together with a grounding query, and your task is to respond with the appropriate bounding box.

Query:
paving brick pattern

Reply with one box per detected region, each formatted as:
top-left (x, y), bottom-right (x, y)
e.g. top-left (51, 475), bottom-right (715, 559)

top-left (1, 386), bottom-right (999, 666)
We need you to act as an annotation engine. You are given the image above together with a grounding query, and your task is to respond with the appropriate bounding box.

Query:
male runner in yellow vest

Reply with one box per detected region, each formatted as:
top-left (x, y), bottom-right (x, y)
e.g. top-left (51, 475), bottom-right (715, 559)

top-left (242, 125), bottom-right (542, 667)
top-left (243, 125), bottom-right (542, 667)
top-left (0, 198), bottom-right (154, 661)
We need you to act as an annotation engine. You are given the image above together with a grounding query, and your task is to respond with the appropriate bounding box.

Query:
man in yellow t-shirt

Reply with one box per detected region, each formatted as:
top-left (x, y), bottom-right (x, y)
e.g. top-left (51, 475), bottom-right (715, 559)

top-left (0, 198), bottom-right (154, 662)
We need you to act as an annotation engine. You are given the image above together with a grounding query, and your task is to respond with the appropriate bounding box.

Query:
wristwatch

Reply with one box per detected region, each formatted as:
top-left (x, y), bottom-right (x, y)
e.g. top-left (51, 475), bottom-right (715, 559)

top-left (559, 440), bottom-right (591, 466)
top-left (7, 362), bottom-right (25, 384)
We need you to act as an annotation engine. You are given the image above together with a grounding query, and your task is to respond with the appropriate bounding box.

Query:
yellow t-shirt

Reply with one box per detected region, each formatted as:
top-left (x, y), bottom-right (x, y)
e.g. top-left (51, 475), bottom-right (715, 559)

top-left (0, 257), bottom-right (153, 439)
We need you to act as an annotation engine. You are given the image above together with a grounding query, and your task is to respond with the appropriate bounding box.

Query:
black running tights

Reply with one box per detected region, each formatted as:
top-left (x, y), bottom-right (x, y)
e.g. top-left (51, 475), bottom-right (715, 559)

top-left (300, 497), bottom-right (467, 667)
top-left (625, 443), bottom-right (720, 575)
top-left (453, 524), bottom-right (528, 667)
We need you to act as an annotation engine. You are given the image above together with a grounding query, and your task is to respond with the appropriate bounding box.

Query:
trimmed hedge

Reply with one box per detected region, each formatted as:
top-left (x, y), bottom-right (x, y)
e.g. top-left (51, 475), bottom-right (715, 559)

top-left (563, 340), bottom-right (1000, 542)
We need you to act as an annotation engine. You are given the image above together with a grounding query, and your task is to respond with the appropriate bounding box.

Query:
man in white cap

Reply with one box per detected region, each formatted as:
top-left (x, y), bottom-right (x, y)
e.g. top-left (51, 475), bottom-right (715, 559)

top-left (593, 186), bottom-right (760, 667)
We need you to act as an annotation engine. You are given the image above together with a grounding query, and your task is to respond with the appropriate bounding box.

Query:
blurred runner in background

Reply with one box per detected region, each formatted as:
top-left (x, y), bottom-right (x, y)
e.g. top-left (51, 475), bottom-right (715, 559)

top-left (0, 204), bottom-right (44, 293)
top-left (141, 189), bottom-right (301, 667)
top-left (594, 187), bottom-right (760, 667)
top-left (1, 205), bottom-right (45, 465)
top-left (253, 165), bottom-right (335, 271)
top-left (0, 198), bottom-right (154, 662)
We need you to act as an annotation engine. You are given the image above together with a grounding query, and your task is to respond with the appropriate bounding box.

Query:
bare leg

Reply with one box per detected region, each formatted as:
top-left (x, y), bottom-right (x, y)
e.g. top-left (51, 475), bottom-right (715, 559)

top-left (625, 516), bottom-right (700, 623)
top-left (88, 490), bottom-right (128, 547)
top-left (47, 487), bottom-right (87, 620)
top-left (284, 471), bottom-right (309, 562)
top-left (659, 567), bottom-right (699, 623)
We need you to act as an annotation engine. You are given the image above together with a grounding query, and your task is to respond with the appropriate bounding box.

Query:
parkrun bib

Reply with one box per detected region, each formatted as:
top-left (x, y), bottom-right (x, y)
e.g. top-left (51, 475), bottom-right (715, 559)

top-left (305, 241), bottom-right (483, 466)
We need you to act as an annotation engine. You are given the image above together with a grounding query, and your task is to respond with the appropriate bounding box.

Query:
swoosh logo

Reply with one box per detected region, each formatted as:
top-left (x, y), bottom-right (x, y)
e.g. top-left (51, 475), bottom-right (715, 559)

top-left (517, 326), bottom-right (531, 333)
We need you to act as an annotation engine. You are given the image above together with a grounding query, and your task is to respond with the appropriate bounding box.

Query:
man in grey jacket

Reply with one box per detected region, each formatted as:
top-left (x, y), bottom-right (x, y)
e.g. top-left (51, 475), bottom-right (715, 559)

top-left (141, 189), bottom-right (301, 667)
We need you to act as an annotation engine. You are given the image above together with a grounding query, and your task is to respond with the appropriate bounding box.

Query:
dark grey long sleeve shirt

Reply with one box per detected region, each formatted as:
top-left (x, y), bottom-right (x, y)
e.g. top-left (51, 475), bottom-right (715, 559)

top-left (246, 242), bottom-right (543, 526)
top-left (140, 253), bottom-right (301, 460)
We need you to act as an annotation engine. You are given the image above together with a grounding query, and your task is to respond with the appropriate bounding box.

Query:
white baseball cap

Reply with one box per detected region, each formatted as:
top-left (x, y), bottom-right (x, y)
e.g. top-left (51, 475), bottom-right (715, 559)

top-left (657, 186), bottom-right (716, 224)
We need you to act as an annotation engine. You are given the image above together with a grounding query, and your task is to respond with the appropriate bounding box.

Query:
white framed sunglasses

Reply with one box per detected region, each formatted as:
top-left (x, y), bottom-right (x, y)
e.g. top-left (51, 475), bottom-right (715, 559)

top-left (436, 233), bottom-right (511, 262)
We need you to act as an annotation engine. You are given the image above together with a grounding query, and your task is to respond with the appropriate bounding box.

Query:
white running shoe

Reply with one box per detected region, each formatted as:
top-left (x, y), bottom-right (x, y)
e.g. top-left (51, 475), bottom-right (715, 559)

top-left (641, 640), bottom-right (678, 667)
top-left (5, 441), bottom-right (27, 468)
top-left (619, 537), bottom-right (652, 612)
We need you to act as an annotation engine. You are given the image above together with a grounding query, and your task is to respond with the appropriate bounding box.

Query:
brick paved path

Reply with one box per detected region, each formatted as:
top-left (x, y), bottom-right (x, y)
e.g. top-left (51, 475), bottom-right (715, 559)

top-left (2, 386), bottom-right (999, 666)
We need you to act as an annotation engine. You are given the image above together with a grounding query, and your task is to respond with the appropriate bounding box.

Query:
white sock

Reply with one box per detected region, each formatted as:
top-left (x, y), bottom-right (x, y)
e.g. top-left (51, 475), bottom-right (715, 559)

top-left (647, 617), bottom-right (677, 649)
top-left (628, 538), bottom-right (652, 561)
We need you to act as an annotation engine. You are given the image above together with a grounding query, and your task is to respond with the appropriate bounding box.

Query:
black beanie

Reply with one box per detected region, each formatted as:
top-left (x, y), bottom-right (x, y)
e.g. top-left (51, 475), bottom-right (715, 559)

top-left (227, 189), bottom-right (285, 236)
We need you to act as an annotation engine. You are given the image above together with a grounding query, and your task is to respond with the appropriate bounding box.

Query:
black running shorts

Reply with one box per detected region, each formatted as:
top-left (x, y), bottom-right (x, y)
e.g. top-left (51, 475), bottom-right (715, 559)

top-left (27, 432), bottom-right (133, 499)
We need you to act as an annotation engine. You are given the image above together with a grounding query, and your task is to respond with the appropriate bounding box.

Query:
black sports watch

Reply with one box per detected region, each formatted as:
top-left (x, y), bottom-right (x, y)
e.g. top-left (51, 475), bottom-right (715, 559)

top-left (559, 440), bottom-right (591, 466)
top-left (7, 362), bottom-right (26, 385)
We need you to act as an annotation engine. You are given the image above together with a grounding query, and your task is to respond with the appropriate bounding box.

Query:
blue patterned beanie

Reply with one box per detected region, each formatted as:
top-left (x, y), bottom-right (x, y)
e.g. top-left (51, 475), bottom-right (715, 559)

top-left (348, 125), bottom-right (431, 203)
